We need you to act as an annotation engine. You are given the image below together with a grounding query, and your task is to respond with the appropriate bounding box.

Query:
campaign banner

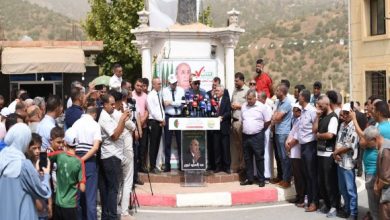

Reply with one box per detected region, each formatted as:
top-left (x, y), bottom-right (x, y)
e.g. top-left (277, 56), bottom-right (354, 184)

top-left (168, 117), bottom-right (220, 131)
top-left (156, 59), bottom-right (218, 91)
top-left (181, 130), bottom-right (207, 171)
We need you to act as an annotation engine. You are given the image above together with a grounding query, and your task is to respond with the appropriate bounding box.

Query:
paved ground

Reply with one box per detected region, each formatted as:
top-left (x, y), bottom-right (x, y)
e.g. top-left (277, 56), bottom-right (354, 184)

top-left (133, 190), bottom-right (369, 220)
top-left (131, 177), bottom-right (368, 220)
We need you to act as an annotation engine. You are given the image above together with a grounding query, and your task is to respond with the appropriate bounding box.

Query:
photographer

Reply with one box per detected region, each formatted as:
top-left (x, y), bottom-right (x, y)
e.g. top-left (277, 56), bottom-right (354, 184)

top-left (111, 91), bottom-right (136, 218)
top-left (98, 94), bottom-right (131, 219)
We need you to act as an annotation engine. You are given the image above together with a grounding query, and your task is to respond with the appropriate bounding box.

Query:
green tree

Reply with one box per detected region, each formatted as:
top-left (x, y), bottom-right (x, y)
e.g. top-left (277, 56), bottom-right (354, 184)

top-left (199, 5), bottom-right (213, 27)
top-left (84, 0), bottom-right (143, 81)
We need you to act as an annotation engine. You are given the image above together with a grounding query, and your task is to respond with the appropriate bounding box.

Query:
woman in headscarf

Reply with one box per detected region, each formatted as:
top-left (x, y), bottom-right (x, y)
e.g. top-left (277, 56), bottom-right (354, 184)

top-left (0, 123), bottom-right (52, 220)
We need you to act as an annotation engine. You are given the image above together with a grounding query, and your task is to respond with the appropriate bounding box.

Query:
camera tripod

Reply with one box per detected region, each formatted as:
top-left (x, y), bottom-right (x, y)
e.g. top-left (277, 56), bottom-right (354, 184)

top-left (131, 112), bottom-right (154, 204)
top-left (129, 184), bottom-right (140, 213)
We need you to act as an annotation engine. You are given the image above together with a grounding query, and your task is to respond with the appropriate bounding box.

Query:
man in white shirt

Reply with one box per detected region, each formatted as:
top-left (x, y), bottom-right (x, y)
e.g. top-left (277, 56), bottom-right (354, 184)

top-left (8, 89), bottom-right (27, 113)
top-left (147, 78), bottom-right (165, 173)
top-left (72, 99), bottom-right (102, 220)
top-left (240, 89), bottom-right (272, 187)
top-left (109, 64), bottom-right (123, 92)
top-left (258, 91), bottom-right (274, 180)
top-left (98, 94), bottom-right (130, 220)
top-left (162, 75), bottom-right (184, 172)
top-left (110, 91), bottom-right (136, 218)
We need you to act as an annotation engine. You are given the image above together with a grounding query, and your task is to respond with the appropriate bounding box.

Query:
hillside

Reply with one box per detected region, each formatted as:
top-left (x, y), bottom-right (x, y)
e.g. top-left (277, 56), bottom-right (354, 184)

top-left (203, 0), bottom-right (349, 92)
top-left (26, 0), bottom-right (90, 20)
top-left (0, 0), bottom-right (85, 40)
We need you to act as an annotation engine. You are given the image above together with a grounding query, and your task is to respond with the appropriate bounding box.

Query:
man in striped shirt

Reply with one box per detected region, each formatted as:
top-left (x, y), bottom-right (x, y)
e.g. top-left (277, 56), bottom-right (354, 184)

top-left (71, 98), bottom-right (102, 220)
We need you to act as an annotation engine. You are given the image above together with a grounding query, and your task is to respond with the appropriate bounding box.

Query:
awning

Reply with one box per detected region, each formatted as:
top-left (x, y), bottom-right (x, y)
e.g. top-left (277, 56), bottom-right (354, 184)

top-left (1, 47), bottom-right (86, 74)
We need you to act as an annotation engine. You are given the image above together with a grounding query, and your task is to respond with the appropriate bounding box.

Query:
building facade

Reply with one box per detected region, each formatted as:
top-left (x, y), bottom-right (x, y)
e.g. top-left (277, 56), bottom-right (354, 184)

top-left (351, 0), bottom-right (389, 102)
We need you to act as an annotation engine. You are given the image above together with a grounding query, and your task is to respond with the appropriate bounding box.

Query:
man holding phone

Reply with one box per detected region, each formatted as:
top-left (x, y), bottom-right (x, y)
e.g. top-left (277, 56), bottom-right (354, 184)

top-left (98, 94), bottom-right (130, 219)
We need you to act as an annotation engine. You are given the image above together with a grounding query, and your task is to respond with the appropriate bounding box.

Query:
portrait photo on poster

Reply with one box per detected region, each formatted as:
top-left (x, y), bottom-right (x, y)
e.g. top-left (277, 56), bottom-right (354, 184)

top-left (181, 130), bottom-right (207, 170)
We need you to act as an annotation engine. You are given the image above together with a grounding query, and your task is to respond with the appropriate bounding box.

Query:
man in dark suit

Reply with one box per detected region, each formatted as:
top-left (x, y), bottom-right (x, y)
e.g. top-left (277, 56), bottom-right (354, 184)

top-left (207, 77), bottom-right (229, 171)
top-left (183, 138), bottom-right (206, 169)
top-left (212, 84), bottom-right (232, 174)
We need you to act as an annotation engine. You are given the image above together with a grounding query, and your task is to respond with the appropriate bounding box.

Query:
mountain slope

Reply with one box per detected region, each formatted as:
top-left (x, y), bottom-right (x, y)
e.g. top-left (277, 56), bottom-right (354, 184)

top-left (25, 0), bottom-right (90, 20)
top-left (0, 0), bottom-right (85, 40)
top-left (203, 0), bottom-right (349, 92)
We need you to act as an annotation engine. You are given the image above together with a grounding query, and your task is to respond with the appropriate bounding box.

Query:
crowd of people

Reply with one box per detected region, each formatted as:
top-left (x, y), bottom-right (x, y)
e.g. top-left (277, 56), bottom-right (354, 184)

top-left (0, 59), bottom-right (390, 220)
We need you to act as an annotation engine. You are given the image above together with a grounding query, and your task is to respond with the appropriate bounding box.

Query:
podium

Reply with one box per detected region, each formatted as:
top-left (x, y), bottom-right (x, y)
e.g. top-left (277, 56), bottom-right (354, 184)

top-left (169, 117), bottom-right (220, 186)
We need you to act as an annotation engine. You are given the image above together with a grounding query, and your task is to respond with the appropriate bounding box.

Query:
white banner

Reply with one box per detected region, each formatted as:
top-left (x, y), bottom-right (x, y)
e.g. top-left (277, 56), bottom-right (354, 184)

top-left (168, 117), bottom-right (220, 130)
top-left (157, 59), bottom-right (218, 91)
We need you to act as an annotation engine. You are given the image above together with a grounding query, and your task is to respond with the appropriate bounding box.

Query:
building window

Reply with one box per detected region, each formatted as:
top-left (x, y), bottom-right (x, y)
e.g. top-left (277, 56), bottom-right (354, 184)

top-left (366, 70), bottom-right (387, 100)
top-left (370, 0), bottom-right (386, 35)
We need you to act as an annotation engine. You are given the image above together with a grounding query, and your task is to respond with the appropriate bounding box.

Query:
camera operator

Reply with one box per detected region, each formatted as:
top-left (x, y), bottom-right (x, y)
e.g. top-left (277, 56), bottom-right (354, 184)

top-left (111, 91), bottom-right (136, 218)
top-left (122, 88), bottom-right (144, 186)
top-left (98, 93), bottom-right (133, 219)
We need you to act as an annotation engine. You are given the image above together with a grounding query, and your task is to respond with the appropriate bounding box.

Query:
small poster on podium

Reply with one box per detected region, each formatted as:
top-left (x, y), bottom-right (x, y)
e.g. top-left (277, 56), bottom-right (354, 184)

top-left (181, 130), bottom-right (207, 171)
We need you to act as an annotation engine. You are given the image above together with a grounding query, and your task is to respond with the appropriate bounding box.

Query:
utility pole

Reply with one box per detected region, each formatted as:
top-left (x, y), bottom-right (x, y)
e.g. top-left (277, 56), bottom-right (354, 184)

top-left (348, 0), bottom-right (352, 100)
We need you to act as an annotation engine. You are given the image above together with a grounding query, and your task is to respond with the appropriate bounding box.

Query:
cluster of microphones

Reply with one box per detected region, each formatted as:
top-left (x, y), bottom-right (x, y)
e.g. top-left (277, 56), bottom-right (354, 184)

top-left (181, 91), bottom-right (219, 117)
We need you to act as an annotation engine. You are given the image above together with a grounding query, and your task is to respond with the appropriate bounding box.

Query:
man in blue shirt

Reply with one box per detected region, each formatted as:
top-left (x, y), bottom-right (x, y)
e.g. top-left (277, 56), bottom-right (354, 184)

top-left (271, 84), bottom-right (292, 189)
top-left (64, 87), bottom-right (84, 129)
top-left (37, 95), bottom-right (63, 150)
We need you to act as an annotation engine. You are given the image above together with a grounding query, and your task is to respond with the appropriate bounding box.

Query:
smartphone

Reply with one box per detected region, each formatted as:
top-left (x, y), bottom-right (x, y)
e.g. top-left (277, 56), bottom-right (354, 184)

top-left (39, 152), bottom-right (48, 171)
top-left (350, 101), bottom-right (354, 111)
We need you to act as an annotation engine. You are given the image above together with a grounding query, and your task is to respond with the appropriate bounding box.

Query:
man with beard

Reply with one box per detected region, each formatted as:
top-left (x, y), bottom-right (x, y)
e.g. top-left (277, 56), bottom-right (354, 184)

top-left (254, 59), bottom-right (273, 98)
top-left (312, 95), bottom-right (340, 217)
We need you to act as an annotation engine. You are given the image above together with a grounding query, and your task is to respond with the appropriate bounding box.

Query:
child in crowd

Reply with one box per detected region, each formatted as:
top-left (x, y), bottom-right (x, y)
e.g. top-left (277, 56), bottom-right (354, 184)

top-left (49, 126), bottom-right (64, 152)
top-left (48, 128), bottom-right (86, 220)
top-left (27, 133), bottom-right (52, 220)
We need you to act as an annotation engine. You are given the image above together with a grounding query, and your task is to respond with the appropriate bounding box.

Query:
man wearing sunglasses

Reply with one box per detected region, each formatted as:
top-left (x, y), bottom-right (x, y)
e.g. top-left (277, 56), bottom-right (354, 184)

top-left (186, 75), bottom-right (206, 98)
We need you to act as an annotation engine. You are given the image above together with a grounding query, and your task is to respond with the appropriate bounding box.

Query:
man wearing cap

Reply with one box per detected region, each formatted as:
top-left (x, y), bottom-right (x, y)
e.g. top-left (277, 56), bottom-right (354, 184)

top-left (254, 59), bottom-right (273, 98)
top-left (289, 89), bottom-right (318, 212)
top-left (312, 95), bottom-right (340, 217)
top-left (186, 75), bottom-right (206, 98)
top-left (310, 81), bottom-right (322, 107)
top-left (286, 103), bottom-right (306, 205)
top-left (162, 75), bottom-right (185, 172)
top-left (333, 103), bottom-right (359, 220)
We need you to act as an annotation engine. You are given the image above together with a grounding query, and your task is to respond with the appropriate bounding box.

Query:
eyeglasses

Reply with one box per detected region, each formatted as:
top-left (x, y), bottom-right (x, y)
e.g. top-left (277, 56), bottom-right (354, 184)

top-left (193, 81), bottom-right (200, 85)
top-left (249, 83), bottom-right (256, 86)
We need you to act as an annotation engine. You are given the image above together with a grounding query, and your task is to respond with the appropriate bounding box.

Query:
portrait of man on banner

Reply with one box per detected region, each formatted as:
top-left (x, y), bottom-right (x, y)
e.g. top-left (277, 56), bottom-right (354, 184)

top-left (182, 131), bottom-right (207, 170)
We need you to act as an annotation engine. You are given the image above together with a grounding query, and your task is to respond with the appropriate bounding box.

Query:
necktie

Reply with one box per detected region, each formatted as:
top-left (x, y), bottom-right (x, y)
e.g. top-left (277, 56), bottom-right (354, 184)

top-left (157, 92), bottom-right (164, 119)
top-left (172, 89), bottom-right (178, 115)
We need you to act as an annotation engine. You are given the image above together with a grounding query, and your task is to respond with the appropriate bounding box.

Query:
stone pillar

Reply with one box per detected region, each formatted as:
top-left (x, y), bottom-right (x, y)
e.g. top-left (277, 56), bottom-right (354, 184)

top-left (221, 36), bottom-right (238, 97)
top-left (140, 38), bottom-right (152, 81)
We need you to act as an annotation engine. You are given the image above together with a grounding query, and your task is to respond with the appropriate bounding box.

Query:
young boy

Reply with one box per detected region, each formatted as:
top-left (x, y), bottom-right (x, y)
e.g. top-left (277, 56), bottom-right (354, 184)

top-left (49, 128), bottom-right (86, 220)
top-left (49, 126), bottom-right (64, 152)
top-left (27, 133), bottom-right (42, 164)
top-left (27, 133), bottom-right (52, 220)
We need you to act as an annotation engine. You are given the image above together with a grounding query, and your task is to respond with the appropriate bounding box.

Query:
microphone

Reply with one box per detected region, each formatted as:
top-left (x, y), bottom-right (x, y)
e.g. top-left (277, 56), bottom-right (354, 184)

top-left (185, 91), bottom-right (190, 101)
top-left (200, 101), bottom-right (206, 117)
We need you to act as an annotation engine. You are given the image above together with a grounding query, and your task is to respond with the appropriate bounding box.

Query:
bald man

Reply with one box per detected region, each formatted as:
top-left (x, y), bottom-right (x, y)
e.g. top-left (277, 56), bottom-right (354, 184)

top-left (27, 105), bottom-right (42, 132)
top-left (312, 95), bottom-right (340, 215)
